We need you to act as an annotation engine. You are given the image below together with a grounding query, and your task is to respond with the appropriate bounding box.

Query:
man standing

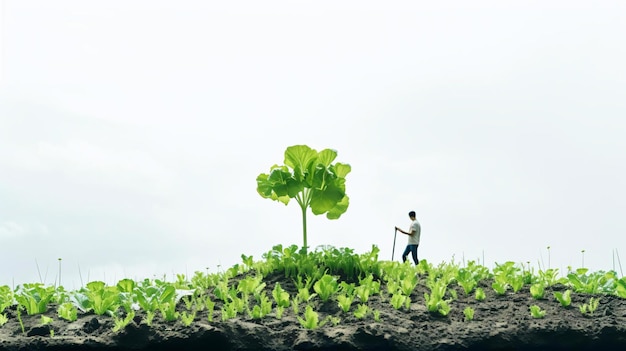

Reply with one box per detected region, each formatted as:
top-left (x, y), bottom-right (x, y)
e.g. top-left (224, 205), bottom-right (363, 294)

top-left (395, 211), bottom-right (421, 265)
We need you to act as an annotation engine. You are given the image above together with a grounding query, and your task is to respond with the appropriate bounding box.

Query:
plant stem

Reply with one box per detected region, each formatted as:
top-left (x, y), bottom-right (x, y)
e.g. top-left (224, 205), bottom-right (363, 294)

top-left (302, 204), bottom-right (307, 254)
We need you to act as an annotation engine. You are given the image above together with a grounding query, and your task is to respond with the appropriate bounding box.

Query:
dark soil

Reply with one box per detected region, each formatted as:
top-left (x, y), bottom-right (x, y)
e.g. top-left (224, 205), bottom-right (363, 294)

top-left (1, 272), bottom-right (625, 351)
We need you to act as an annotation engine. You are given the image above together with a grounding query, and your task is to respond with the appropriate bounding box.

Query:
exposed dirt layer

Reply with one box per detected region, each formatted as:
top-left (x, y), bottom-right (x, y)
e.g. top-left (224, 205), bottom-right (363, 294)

top-left (1, 273), bottom-right (625, 351)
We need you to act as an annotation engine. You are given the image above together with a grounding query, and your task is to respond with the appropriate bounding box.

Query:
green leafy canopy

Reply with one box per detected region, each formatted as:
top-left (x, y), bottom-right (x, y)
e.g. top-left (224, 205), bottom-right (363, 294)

top-left (257, 145), bottom-right (351, 253)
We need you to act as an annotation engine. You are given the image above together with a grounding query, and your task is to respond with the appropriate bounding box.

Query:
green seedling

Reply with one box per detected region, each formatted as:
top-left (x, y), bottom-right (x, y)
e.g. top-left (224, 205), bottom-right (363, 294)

top-left (463, 306), bottom-right (475, 321)
top-left (180, 310), bottom-right (196, 326)
top-left (313, 274), bottom-right (339, 302)
top-left (530, 305), bottom-right (546, 318)
top-left (373, 309), bottom-right (381, 322)
top-left (538, 268), bottom-right (565, 286)
top-left (57, 302), bottom-right (78, 322)
top-left (399, 274), bottom-right (419, 296)
top-left (205, 296), bottom-right (215, 322)
top-left (0, 285), bottom-right (13, 313)
top-left (15, 283), bottom-right (56, 315)
top-left (337, 294), bottom-right (354, 313)
top-left (530, 283), bottom-right (545, 299)
top-left (112, 311), bottom-right (135, 332)
top-left (257, 145), bottom-right (351, 254)
top-left (145, 311), bottom-right (156, 326)
top-left (237, 275), bottom-right (266, 298)
top-left (509, 275), bottom-right (524, 293)
top-left (324, 315), bottom-right (340, 326)
top-left (617, 278), bottom-right (626, 298)
top-left (353, 304), bottom-right (369, 319)
top-left (475, 288), bottom-right (486, 301)
top-left (492, 281), bottom-right (508, 295)
top-left (16, 305), bottom-right (25, 334)
top-left (456, 268), bottom-right (477, 295)
top-left (221, 303), bottom-right (238, 321)
top-left (0, 313), bottom-right (7, 326)
top-left (390, 293), bottom-right (409, 310)
top-left (298, 305), bottom-right (322, 329)
top-left (248, 292), bottom-right (272, 319)
top-left (40, 315), bottom-right (53, 326)
top-left (291, 295), bottom-right (301, 315)
top-left (579, 297), bottom-right (600, 316)
top-left (425, 279), bottom-right (451, 316)
top-left (553, 290), bottom-right (572, 307)
top-left (76, 281), bottom-right (120, 316)
top-left (272, 283), bottom-right (291, 308)
top-left (567, 269), bottom-right (616, 295)
top-left (159, 301), bottom-right (179, 322)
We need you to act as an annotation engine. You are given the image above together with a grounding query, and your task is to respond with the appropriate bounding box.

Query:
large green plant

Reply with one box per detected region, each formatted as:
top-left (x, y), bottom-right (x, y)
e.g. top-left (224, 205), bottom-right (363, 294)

top-left (257, 145), bottom-right (351, 253)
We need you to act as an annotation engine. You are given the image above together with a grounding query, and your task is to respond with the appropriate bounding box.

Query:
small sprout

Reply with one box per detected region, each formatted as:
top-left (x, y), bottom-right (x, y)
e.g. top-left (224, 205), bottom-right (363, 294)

top-left (529, 305), bottom-right (546, 318)
top-left (463, 306), bottom-right (475, 321)
top-left (475, 288), bottom-right (486, 301)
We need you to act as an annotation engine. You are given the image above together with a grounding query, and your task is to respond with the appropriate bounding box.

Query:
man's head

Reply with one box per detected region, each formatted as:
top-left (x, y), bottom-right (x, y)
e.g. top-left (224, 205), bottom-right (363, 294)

top-left (408, 211), bottom-right (416, 219)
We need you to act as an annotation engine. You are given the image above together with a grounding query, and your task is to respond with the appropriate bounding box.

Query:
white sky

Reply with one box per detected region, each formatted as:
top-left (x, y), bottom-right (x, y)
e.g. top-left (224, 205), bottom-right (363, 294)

top-left (1, 0), bottom-right (625, 288)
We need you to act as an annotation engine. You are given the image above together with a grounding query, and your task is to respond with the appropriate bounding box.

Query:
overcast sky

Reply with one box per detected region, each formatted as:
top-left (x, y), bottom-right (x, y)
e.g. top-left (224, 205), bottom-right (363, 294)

top-left (1, 0), bottom-right (625, 289)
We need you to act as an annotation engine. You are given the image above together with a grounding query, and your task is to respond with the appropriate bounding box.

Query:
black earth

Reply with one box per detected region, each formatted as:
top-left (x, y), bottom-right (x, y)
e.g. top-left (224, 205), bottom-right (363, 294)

top-left (1, 272), bottom-right (625, 351)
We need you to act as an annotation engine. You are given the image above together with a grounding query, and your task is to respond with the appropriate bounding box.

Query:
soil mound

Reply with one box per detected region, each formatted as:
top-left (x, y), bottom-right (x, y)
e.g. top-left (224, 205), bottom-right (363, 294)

top-left (1, 273), bottom-right (625, 351)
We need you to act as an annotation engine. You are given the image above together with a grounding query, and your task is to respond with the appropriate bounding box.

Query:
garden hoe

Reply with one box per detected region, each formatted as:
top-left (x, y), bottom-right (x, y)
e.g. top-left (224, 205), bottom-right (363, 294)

top-left (392, 227), bottom-right (397, 261)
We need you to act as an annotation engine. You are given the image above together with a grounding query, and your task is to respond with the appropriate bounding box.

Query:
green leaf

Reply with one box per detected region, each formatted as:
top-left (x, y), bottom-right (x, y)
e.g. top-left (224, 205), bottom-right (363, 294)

top-left (284, 145), bottom-right (318, 182)
top-left (310, 187), bottom-right (343, 215)
top-left (317, 149), bottom-right (337, 167)
top-left (326, 195), bottom-right (349, 219)
top-left (333, 162), bottom-right (351, 178)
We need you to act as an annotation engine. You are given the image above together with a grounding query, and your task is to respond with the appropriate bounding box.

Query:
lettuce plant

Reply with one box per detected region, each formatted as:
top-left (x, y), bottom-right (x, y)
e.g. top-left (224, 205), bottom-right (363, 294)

top-left (538, 268), bottom-right (565, 287)
top-left (491, 281), bottom-right (508, 296)
top-left (617, 277), bottom-right (626, 298)
top-left (272, 283), bottom-right (291, 308)
top-left (112, 311), bottom-right (135, 332)
top-left (475, 288), bottom-right (486, 301)
top-left (40, 315), bottom-right (53, 326)
top-left (567, 269), bottom-right (617, 294)
top-left (373, 309), bottom-right (381, 322)
top-left (79, 281), bottom-right (121, 316)
top-left (553, 290), bottom-right (572, 307)
top-left (579, 297), bottom-right (600, 316)
top-left (221, 303), bottom-right (238, 321)
top-left (205, 296), bottom-right (215, 322)
top-left (463, 306), bottom-right (475, 321)
top-left (353, 304), bottom-right (369, 319)
top-left (424, 279), bottom-right (450, 316)
top-left (313, 274), bottom-right (339, 302)
top-left (530, 283), bottom-right (545, 300)
top-left (336, 294), bottom-right (354, 313)
top-left (298, 305), bottom-right (322, 329)
top-left (15, 283), bottom-right (56, 315)
top-left (390, 293), bottom-right (409, 310)
top-left (456, 269), bottom-right (477, 295)
top-left (355, 274), bottom-right (380, 303)
top-left (530, 305), bottom-right (546, 318)
top-left (509, 275), bottom-right (524, 293)
top-left (257, 145), bottom-right (351, 253)
top-left (248, 292), bottom-right (272, 319)
top-left (159, 301), bottom-right (179, 322)
top-left (0, 285), bottom-right (14, 313)
top-left (135, 281), bottom-right (178, 323)
top-left (399, 274), bottom-right (419, 296)
top-left (57, 302), bottom-right (78, 322)
top-left (180, 310), bottom-right (196, 326)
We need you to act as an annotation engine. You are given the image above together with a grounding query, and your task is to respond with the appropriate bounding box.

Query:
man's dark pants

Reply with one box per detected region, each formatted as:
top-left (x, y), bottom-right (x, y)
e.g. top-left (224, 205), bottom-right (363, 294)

top-left (402, 244), bottom-right (419, 265)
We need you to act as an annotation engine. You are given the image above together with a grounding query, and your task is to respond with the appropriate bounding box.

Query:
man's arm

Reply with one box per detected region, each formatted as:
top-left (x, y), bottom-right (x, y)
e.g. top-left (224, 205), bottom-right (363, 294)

top-left (395, 226), bottom-right (415, 236)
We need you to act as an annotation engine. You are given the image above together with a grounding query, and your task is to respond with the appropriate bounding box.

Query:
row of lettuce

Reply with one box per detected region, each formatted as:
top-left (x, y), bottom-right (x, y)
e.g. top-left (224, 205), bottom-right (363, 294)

top-left (1, 245), bottom-right (626, 332)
